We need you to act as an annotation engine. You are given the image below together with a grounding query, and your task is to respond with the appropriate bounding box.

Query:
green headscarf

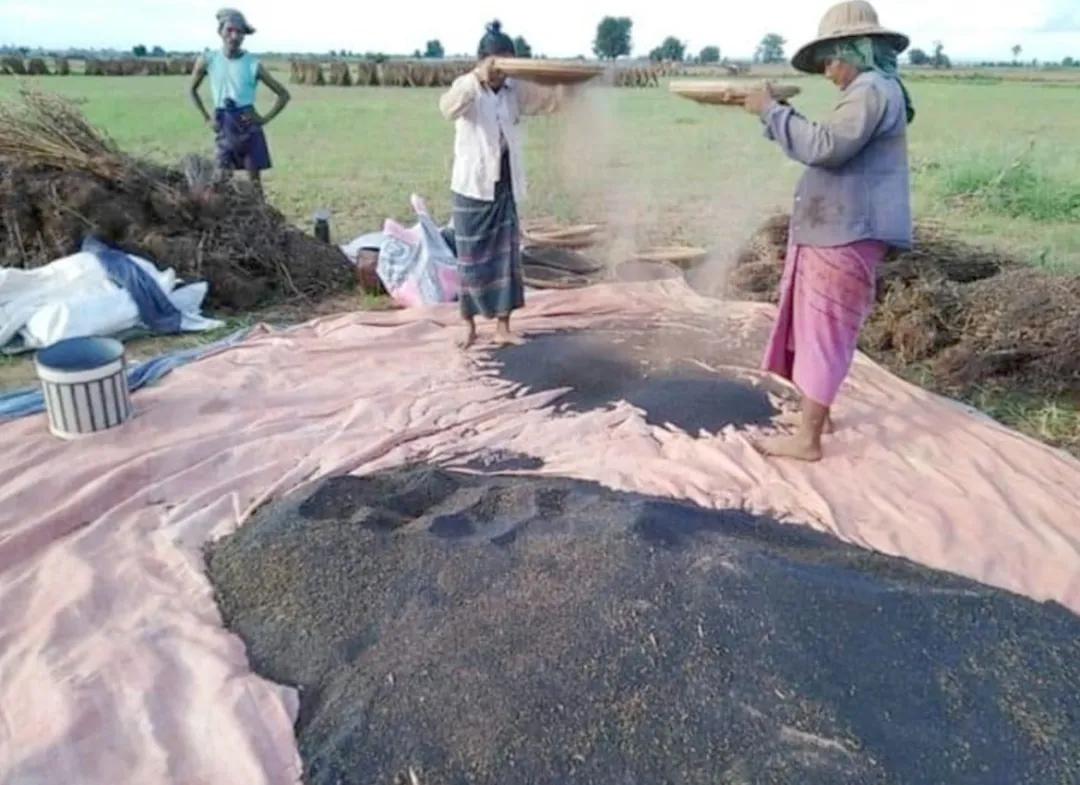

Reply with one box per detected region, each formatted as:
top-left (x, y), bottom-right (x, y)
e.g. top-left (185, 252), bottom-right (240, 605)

top-left (817, 36), bottom-right (915, 124)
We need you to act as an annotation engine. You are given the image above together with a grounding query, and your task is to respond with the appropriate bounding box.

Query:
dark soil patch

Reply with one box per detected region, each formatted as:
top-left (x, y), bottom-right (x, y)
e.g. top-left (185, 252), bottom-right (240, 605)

top-left (206, 466), bottom-right (1080, 785)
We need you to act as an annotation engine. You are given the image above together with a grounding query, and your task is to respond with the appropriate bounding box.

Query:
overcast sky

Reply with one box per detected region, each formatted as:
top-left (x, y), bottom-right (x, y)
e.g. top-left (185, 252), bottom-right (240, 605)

top-left (4, 0), bottom-right (1079, 60)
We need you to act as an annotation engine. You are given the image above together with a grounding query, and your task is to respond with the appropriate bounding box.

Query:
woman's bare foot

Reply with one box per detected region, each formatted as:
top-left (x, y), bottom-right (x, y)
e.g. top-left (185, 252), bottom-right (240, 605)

top-left (494, 332), bottom-right (525, 346)
top-left (458, 321), bottom-right (477, 349)
top-left (494, 318), bottom-right (524, 346)
top-left (754, 434), bottom-right (823, 462)
top-left (776, 410), bottom-right (834, 434)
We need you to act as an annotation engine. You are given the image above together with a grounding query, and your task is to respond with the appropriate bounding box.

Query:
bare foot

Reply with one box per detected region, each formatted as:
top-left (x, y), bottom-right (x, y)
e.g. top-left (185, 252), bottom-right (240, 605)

top-left (776, 410), bottom-right (835, 434)
top-left (754, 434), bottom-right (823, 462)
top-left (457, 324), bottom-right (477, 349)
top-left (493, 326), bottom-right (525, 346)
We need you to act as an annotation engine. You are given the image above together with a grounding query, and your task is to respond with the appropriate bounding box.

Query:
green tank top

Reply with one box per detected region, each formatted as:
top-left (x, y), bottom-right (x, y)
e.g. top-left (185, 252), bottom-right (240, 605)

top-left (206, 50), bottom-right (259, 109)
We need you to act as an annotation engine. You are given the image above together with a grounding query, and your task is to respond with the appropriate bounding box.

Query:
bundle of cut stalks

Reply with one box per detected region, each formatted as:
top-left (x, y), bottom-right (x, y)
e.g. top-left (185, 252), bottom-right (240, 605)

top-left (0, 89), bottom-right (353, 310)
top-left (0, 90), bottom-right (122, 174)
top-left (0, 88), bottom-right (177, 201)
top-left (2, 57), bottom-right (27, 76)
top-left (729, 212), bottom-right (1080, 395)
top-left (328, 61), bottom-right (352, 86)
top-left (26, 58), bottom-right (51, 76)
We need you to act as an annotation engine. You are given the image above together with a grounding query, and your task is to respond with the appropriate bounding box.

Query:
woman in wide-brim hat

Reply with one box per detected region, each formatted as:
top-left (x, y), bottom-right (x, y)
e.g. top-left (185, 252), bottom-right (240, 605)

top-left (743, 0), bottom-right (915, 462)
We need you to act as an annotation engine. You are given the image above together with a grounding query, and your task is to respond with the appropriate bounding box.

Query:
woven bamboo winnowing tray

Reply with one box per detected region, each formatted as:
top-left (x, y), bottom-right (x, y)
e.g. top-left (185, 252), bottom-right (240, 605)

top-left (494, 58), bottom-right (605, 86)
top-left (669, 80), bottom-right (800, 106)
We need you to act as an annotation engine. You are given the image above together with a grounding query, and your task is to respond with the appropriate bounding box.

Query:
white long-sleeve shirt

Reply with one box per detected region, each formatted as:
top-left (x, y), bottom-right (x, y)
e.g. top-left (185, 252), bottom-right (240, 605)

top-left (439, 72), bottom-right (561, 204)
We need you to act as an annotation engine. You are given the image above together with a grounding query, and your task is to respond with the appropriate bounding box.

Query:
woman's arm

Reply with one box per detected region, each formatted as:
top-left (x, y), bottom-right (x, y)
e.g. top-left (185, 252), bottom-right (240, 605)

top-left (440, 72), bottom-right (482, 120)
top-left (759, 80), bottom-right (887, 168)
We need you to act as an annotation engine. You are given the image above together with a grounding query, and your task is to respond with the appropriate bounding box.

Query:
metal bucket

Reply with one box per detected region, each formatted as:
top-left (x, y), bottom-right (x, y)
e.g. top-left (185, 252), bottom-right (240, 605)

top-left (35, 337), bottom-right (132, 439)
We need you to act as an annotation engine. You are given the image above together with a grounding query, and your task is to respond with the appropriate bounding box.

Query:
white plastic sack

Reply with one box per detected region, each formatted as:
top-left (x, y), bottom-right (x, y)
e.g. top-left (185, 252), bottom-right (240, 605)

top-left (0, 253), bottom-right (114, 348)
top-left (0, 250), bottom-right (224, 351)
top-left (339, 232), bottom-right (386, 262)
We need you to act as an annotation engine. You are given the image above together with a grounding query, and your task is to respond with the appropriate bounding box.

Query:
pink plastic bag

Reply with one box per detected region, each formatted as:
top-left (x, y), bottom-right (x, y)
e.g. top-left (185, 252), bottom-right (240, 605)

top-left (376, 195), bottom-right (460, 308)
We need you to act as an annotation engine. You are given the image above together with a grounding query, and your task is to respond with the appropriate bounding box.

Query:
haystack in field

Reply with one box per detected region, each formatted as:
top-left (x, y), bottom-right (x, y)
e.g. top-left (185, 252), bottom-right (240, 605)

top-left (300, 62), bottom-right (325, 85)
top-left (418, 64), bottom-right (439, 87)
top-left (55, 58), bottom-right (71, 76)
top-left (2, 57), bottom-right (27, 76)
top-left (376, 63), bottom-right (397, 86)
top-left (0, 90), bottom-right (352, 311)
top-left (392, 63), bottom-right (408, 87)
top-left (354, 62), bottom-right (377, 86)
top-left (406, 64), bottom-right (428, 87)
top-left (289, 60), bottom-right (302, 84)
top-left (614, 67), bottom-right (660, 88)
top-left (328, 61), bottom-right (352, 86)
top-left (26, 58), bottom-right (51, 76)
top-left (84, 59), bottom-right (104, 76)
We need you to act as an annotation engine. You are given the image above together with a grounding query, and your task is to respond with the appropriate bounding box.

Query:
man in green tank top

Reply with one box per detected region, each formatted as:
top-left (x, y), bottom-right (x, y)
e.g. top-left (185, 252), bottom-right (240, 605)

top-left (189, 8), bottom-right (290, 195)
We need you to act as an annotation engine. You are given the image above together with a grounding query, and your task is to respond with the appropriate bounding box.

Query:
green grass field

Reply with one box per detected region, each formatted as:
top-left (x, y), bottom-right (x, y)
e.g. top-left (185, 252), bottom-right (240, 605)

top-left (2, 73), bottom-right (1079, 272)
top-left (1, 73), bottom-right (1078, 451)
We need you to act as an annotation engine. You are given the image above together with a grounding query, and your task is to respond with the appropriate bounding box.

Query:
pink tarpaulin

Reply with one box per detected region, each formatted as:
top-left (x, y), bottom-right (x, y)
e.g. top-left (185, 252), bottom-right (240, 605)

top-left (1, 280), bottom-right (1078, 785)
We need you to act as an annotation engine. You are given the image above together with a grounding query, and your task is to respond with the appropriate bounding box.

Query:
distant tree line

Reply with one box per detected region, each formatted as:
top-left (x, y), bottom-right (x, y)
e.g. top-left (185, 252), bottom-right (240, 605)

top-left (648, 37), bottom-right (686, 62)
top-left (908, 40), bottom-right (1077, 69)
top-left (908, 41), bottom-right (951, 69)
top-left (5, 22), bottom-right (1077, 69)
top-left (131, 45), bottom-right (167, 57)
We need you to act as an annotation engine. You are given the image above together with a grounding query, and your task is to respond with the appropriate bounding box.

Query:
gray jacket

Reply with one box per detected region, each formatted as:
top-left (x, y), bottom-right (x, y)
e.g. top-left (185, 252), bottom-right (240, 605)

top-left (761, 71), bottom-right (912, 249)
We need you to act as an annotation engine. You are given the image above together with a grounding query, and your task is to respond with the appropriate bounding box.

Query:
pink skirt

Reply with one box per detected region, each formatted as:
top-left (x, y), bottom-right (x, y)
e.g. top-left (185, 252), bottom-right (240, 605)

top-left (762, 240), bottom-right (887, 407)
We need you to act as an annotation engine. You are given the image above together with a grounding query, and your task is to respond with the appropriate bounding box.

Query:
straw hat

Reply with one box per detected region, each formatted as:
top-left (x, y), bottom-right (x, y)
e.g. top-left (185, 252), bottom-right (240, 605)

top-left (791, 1), bottom-right (909, 74)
